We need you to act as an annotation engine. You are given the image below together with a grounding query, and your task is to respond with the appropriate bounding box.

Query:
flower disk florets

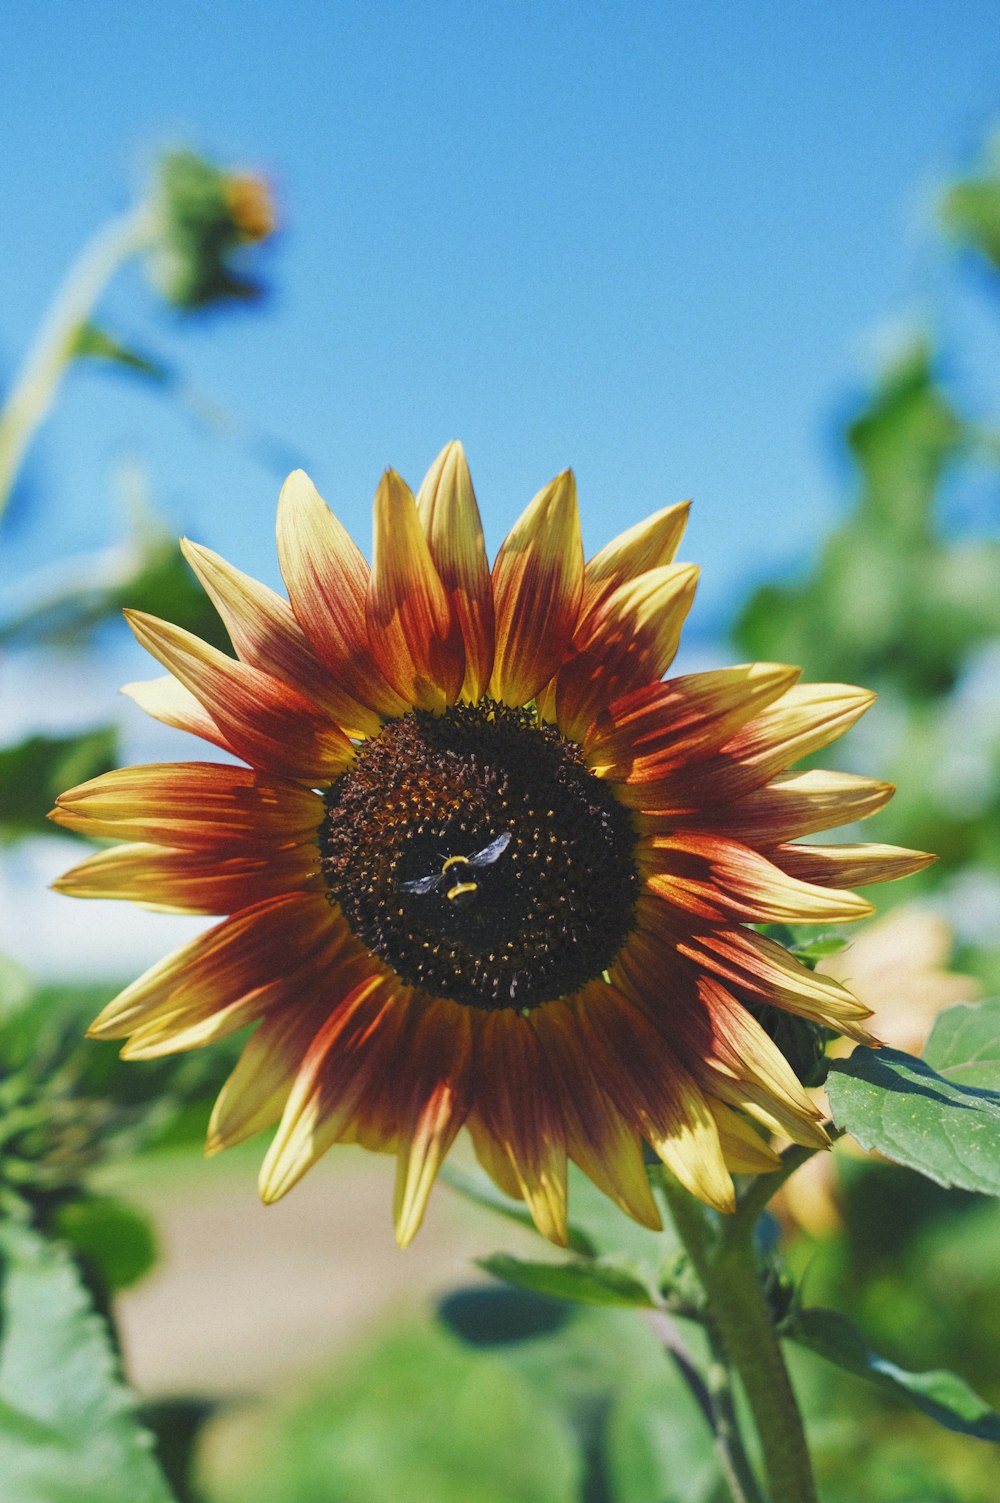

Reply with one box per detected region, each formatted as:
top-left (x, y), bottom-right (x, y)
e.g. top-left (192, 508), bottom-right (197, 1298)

top-left (319, 698), bottom-right (640, 1010)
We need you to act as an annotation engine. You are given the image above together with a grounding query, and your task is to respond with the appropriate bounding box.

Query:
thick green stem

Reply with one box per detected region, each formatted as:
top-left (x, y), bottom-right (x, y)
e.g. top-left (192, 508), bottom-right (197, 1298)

top-left (0, 204), bottom-right (156, 520)
top-left (661, 1174), bottom-right (818, 1503)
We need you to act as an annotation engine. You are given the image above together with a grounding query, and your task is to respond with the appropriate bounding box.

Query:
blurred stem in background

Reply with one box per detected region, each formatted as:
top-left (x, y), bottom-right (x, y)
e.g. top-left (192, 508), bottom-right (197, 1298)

top-left (0, 205), bottom-right (156, 520)
top-left (0, 147), bottom-right (278, 529)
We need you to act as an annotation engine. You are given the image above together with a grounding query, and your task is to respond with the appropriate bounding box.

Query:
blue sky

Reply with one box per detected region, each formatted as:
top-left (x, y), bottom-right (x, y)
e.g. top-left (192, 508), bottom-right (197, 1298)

top-left (3, 0), bottom-right (999, 634)
top-left (3, 1), bottom-right (999, 978)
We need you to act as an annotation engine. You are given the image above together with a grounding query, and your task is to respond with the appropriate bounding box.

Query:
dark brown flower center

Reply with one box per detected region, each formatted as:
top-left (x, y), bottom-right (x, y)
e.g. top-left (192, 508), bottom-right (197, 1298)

top-left (319, 699), bottom-right (639, 1011)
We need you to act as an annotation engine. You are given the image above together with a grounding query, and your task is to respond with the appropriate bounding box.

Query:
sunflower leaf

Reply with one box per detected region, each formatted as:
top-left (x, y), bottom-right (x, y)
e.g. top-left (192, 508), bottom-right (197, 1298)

top-left (479, 1253), bottom-right (658, 1309)
top-left (0, 1218), bottom-right (175, 1502)
top-left (922, 997), bottom-right (1000, 1091)
top-left (785, 1306), bottom-right (1000, 1441)
top-left (826, 1044), bottom-right (1000, 1196)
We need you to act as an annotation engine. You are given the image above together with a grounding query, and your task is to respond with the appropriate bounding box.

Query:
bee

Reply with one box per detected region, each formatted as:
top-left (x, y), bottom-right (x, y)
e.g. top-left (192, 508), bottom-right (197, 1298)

top-left (400, 831), bottom-right (512, 906)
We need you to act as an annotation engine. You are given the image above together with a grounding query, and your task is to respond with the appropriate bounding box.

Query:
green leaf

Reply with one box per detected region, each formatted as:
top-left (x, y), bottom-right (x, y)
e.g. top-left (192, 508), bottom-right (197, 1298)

top-left (941, 138), bottom-right (1000, 274)
top-left (0, 1219), bottom-right (175, 1503)
top-left (479, 1253), bottom-right (658, 1309)
top-left (0, 727), bottom-right (117, 843)
top-left (71, 322), bottom-right (171, 382)
top-left (826, 1045), bottom-right (1000, 1196)
top-left (786, 1306), bottom-right (1000, 1441)
top-left (54, 1196), bottom-right (158, 1292)
top-left (923, 997), bottom-right (1000, 1091)
top-left (440, 1164), bottom-right (597, 1256)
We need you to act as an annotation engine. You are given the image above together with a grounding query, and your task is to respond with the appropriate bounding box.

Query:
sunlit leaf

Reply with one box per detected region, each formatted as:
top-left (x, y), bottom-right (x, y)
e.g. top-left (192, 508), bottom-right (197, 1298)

top-left (0, 1219), bottom-right (175, 1503)
top-left (479, 1253), bottom-right (658, 1309)
top-left (827, 1045), bottom-right (1000, 1196)
top-left (923, 997), bottom-right (1000, 1091)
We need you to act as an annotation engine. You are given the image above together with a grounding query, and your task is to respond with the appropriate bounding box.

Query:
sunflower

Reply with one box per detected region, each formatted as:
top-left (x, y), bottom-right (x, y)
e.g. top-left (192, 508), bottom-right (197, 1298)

top-left (52, 445), bottom-right (932, 1246)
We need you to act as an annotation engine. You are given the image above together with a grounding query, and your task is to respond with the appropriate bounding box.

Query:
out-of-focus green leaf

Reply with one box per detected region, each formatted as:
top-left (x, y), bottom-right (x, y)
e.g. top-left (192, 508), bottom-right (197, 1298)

top-left (438, 1285), bottom-right (572, 1347)
top-left (72, 322), bottom-right (171, 382)
top-left (480, 1253), bottom-right (658, 1309)
top-left (827, 1045), bottom-right (1000, 1196)
top-left (846, 343), bottom-right (962, 543)
top-left (786, 1306), bottom-right (1000, 1441)
top-left (941, 139), bottom-right (1000, 274)
top-left (54, 1195), bottom-right (158, 1292)
top-left (0, 531), bottom-right (229, 649)
top-left (0, 726), bottom-right (117, 843)
top-left (923, 998), bottom-right (1000, 1091)
top-left (0, 1219), bottom-right (175, 1503)
top-left (209, 1323), bottom-right (579, 1503)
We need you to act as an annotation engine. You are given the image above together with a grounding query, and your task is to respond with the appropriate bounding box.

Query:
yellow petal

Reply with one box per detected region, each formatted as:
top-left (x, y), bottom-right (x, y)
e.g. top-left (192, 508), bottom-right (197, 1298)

top-left (417, 441), bottom-right (496, 702)
top-left (581, 501), bottom-right (691, 616)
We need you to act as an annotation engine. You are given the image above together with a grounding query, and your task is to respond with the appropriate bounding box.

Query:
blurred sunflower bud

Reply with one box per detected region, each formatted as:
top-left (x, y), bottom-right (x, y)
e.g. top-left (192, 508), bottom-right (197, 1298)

top-left (147, 148), bottom-right (277, 310)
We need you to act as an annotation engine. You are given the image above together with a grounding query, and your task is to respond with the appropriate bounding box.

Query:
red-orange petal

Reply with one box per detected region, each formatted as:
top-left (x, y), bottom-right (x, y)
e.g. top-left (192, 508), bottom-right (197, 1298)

top-left (86, 891), bottom-right (337, 1044)
top-left (569, 980), bottom-right (735, 1212)
top-left (367, 468), bottom-right (465, 711)
top-left (639, 831), bottom-right (874, 923)
top-left (489, 470), bottom-right (584, 707)
top-left (417, 441), bottom-right (496, 703)
top-left (554, 564), bottom-right (700, 743)
top-left (585, 663), bottom-right (800, 788)
top-left (473, 1010), bottom-right (569, 1244)
top-left (50, 762), bottom-right (322, 851)
top-left (276, 469), bottom-right (407, 719)
top-left (259, 972), bottom-right (413, 1203)
top-left (663, 768), bottom-right (896, 844)
top-left (533, 999), bottom-right (662, 1228)
top-left (181, 539), bottom-right (382, 740)
top-left (206, 927), bottom-right (375, 1152)
top-left (52, 840), bottom-right (320, 914)
top-left (623, 682), bottom-right (876, 810)
top-left (125, 610), bottom-right (353, 785)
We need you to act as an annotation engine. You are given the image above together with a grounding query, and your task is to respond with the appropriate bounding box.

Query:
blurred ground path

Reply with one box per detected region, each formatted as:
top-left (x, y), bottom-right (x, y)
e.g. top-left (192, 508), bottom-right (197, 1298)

top-left (109, 1146), bottom-right (522, 1396)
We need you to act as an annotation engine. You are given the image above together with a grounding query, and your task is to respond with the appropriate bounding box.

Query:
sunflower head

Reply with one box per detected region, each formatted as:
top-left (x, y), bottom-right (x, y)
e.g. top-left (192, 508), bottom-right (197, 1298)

top-left (52, 444), bottom-right (933, 1246)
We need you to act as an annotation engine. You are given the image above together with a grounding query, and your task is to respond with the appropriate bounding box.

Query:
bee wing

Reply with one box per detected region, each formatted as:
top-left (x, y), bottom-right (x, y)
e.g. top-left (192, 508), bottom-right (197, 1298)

top-left (400, 873), bottom-right (444, 896)
top-left (468, 830), bottom-right (512, 869)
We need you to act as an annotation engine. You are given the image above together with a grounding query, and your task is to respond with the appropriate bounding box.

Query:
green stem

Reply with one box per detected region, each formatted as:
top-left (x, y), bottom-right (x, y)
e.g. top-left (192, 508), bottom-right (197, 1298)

top-left (0, 204), bottom-right (156, 521)
top-left (660, 1174), bottom-right (818, 1503)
